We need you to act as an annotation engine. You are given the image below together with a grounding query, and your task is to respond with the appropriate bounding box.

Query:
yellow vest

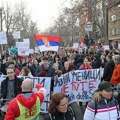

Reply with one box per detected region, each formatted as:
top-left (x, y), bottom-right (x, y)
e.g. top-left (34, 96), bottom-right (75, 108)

top-left (15, 96), bottom-right (40, 120)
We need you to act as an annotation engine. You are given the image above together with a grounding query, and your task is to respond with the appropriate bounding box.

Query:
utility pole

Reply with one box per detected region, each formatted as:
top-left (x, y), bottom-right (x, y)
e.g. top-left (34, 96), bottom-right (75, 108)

top-left (0, 7), bottom-right (3, 31)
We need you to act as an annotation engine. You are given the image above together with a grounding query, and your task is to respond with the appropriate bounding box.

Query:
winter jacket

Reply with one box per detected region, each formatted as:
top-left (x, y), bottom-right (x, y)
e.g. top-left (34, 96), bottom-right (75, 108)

top-left (45, 106), bottom-right (76, 120)
top-left (92, 58), bottom-right (101, 69)
top-left (102, 60), bottom-right (115, 82)
top-left (35, 64), bottom-right (55, 77)
top-left (1, 76), bottom-right (23, 100)
top-left (84, 98), bottom-right (119, 120)
top-left (79, 64), bottom-right (92, 70)
top-left (110, 64), bottom-right (120, 85)
top-left (4, 85), bottom-right (45, 120)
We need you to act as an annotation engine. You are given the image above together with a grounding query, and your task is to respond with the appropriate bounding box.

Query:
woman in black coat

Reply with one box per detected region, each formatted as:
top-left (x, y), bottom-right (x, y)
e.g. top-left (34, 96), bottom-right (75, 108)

top-left (45, 93), bottom-right (76, 120)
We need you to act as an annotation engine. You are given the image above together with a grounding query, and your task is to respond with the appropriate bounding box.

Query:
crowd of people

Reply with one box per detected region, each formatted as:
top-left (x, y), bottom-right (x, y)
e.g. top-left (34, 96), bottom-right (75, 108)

top-left (0, 48), bottom-right (120, 119)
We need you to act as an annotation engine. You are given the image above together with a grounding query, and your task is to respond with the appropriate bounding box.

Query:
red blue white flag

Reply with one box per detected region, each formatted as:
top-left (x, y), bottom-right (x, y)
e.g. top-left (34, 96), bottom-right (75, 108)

top-left (34, 34), bottom-right (61, 52)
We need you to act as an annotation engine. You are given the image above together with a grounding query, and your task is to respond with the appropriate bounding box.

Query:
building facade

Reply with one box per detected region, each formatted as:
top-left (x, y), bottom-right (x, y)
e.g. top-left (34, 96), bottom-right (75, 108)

top-left (108, 0), bottom-right (120, 48)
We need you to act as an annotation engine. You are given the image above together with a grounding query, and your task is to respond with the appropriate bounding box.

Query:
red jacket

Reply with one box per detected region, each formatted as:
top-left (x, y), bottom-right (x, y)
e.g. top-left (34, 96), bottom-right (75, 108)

top-left (4, 85), bottom-right (44, 120)
top-left (79, 64), bottom-right (92, 70)
top-left (110, 64), bottom-right (120, 85)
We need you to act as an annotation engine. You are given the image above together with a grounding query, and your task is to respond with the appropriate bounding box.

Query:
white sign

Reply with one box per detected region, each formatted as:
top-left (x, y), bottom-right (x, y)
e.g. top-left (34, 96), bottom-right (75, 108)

top-left (29, 49), bottom-right (34, 54)
top-left (16, 42), bottom-right (29, 49)
top-left (13, 31), bottom-right (20, 39)
top-left (23, 38), bottom-right (30, 45)
top-left (18, 47), bottom-right (30, 56)
top-left (103, 45), bottom-right (110, 50)
top-left (0, 76), bottom-right (51, 113)
top-left (0, 31), bottom-right (7, 44)
top-left (73, 43), bottom-right (79, 48)
top-left (84, 22), bottom-right (93, 31)
top-left (53, 69), bottom-right (101, 103)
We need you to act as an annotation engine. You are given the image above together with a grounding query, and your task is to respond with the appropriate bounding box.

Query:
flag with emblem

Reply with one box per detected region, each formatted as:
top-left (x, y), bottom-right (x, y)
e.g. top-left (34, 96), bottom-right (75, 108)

top-left (34, 34), bottom-right (61, 52)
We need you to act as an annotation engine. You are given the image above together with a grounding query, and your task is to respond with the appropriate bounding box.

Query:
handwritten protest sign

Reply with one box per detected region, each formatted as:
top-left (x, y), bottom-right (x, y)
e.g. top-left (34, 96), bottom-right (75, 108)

top-left (0, 31), bottom-right (7, 44)
top-left (13, 31), bottom-right (20, 39)
top-left (53, 69), bottom-right (101, 103)
top-left (0, 76), bottom-right (51, 113)
top-left (18, 47), bottom-right (30, 56)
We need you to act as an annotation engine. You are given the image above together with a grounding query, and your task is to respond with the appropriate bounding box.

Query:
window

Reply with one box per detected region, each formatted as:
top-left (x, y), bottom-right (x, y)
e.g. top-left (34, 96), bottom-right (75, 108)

top-left (116, 28), bottom-right (120, 34)
top-left (111, 15), bottom-right (116, 21)
top-left (111, 28), bottom-right (116, 35)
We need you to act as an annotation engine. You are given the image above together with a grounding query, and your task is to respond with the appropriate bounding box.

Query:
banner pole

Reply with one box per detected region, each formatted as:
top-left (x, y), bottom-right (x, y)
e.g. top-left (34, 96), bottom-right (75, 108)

top-left (1, 44), bottom-right (3, 51)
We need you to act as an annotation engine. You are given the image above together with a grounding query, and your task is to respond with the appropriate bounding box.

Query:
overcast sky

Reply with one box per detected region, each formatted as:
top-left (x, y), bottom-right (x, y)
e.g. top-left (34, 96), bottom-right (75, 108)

top-left (1, 0), bottom-right (72, 32)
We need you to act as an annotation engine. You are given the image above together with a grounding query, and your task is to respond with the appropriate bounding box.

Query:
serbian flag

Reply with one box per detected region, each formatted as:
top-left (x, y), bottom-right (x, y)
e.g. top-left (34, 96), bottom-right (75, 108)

top-left (34, 34), bottom-right (61, 52)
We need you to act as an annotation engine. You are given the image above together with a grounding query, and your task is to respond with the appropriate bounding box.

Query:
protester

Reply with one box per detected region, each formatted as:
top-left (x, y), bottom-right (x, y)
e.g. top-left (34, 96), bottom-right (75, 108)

top-left (53, 63), bottom-right (62, 77)
top-left (0, 67), bottom-right (23, 104)
top-left (30, 59), bottom-right (39, 76)
top-left (84, 81), bottom-right (119, 120)
top-left (7, 61), bottom-right (20, 76)
top-left (45, 92), bottom-right (76, 120)
top-left (4, 78), bottom-right (46, 120)
top-left (92, 54), bottom-right (101, 69)
top-left (20, 66), bottom-right (33, 77)
top-left (100, 54), bottom-right (107, 68)
top-left (63, 61), bottom-right (73, 74)
top-left (35, 57), bottom-right (55, 77)
top-left (113, 83), bottom-right (120, 107)
top-left (52, 54), bottom-right (63, 70)
top-left (110, 55), bottom-right (120, 85)
top-left (79, 58), bottom-right (92, 70)
top-left (102, 54), bottom-right (115, 82)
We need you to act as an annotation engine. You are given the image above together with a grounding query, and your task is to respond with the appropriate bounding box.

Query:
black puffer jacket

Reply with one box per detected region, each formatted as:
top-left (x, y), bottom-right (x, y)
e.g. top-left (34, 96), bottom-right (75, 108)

top-left (45, 107), bottom-right (76, 120)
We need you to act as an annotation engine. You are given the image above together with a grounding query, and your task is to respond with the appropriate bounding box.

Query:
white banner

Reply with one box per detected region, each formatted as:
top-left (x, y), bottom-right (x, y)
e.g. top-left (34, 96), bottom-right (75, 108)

top-left (0, 31), bottom-right (7, 44)
top-left (13, 31), bottom-right (20, 39)
top-left (23, 38), bottom-right (30, 45)
top-left (16, 42), bottom-right (29, 49)
top-left (38, 46), bottom-right (59, 52)
top-left (29, 49), bottom-right (34, 54)
top-left (18, 47), bottom-right (30, 56)
top-left (0, 76), bottom-right (51, 113)
top-left (53, 69), bottom-right (101, 103)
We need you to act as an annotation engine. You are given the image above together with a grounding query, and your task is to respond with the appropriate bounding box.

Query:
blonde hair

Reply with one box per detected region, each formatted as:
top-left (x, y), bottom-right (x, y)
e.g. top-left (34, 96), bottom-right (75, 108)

top-left (92, 92), bottom-right (102, 103)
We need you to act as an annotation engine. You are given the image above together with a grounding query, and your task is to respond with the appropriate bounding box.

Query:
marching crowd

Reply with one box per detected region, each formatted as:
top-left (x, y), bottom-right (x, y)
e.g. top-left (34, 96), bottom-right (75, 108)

top-left (0, 48), bottom-right (120, 120)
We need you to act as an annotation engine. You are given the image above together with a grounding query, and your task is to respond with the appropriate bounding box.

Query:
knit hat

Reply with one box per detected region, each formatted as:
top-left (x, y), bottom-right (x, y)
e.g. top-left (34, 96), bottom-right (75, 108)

top-left (98, 81), bottom-right (113, 91)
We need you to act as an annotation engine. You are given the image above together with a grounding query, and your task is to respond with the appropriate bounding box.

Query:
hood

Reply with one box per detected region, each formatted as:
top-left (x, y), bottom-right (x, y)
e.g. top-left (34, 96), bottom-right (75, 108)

top-left (16, 92), bottom-right (37, 109)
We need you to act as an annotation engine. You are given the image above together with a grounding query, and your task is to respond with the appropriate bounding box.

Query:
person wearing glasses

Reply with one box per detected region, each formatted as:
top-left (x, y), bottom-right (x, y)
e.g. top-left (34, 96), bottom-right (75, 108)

top-left (45, 92), bottom-right (76, 120)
